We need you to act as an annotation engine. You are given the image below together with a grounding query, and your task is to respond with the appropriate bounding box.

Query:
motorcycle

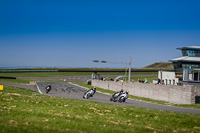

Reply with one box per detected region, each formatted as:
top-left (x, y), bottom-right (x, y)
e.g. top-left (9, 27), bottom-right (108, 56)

top-left (83, 88), bottom-right (96, 99)
top-left (46, 84), bottom-right (52, 94)
top-left (118, 91), bottom-right (129, 103)
top-left (110, 90), bottom-right (123, 102)
top-left (110, 91), bottom-right (129, 103)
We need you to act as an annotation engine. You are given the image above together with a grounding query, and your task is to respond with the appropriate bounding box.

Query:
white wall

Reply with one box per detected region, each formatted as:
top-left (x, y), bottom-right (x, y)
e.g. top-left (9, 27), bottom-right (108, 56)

top-left (158, 71), bottom-right (179, 85)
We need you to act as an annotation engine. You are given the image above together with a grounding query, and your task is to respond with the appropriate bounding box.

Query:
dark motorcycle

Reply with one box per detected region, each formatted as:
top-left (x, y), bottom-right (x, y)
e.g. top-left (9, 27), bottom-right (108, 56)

top-left (46, 84), bottom-right (51, 94)
top-left (110, 90), bottom-right (123, 102)
top-left (110, 90), bottom-right (129, 103)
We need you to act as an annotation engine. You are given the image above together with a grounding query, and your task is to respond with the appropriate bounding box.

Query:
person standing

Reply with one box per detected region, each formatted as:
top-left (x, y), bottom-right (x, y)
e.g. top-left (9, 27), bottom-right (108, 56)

top-left (145, 78), bottom-right (148, 84)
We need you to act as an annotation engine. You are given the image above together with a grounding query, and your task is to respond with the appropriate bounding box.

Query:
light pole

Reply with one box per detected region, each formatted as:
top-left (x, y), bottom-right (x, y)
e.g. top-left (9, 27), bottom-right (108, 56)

top-left (128, 56), bottom-right (131, 82)
top-left (93, 56), bottom-right (132, 82)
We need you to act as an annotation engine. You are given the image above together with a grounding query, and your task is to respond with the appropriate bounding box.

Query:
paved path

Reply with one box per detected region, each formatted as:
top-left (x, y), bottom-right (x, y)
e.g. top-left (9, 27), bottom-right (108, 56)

top-left (2, 82), bottom-right (200, 114)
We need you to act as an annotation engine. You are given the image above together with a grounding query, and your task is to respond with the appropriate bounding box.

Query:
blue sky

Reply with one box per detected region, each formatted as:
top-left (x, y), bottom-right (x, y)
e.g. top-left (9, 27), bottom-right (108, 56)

top-left (0, 0), bottom-right (200, 68)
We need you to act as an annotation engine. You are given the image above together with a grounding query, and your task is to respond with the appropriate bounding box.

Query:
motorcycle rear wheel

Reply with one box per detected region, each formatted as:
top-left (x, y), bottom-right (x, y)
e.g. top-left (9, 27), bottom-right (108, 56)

top-left (119, 97), bottom-right (124, 103)
top-left (110, 98), bottom-right (113, 101)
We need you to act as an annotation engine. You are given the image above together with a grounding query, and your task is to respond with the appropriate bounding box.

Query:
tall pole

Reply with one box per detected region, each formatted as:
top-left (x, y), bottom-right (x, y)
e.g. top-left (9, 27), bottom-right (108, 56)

top-left (128, 56), bottom-right (131, 82)
top-left (161, 69), bottom-right (163, 85)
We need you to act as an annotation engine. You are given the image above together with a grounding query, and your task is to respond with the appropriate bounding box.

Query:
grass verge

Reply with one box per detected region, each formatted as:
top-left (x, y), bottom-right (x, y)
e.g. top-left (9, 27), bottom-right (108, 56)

top-left (0, 86), bottom-right (200, 133)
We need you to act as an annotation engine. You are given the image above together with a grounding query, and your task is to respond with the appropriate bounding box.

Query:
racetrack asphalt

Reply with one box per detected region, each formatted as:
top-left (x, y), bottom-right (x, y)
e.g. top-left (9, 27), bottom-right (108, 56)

top-left (2, 82), bottom-right (200, 114)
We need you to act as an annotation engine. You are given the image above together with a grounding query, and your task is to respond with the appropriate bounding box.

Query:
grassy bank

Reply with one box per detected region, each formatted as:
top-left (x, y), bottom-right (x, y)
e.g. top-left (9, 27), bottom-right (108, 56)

top-left (0, 86), bottom-right (200, 133)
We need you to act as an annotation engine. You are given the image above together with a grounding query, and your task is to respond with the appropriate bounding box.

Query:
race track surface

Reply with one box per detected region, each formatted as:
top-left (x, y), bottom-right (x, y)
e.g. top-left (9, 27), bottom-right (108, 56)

top-left (35, 82), bottom-right (200, 115)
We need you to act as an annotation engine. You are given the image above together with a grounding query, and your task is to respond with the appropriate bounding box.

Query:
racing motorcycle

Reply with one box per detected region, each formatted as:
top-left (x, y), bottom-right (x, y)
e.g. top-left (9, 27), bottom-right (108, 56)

top-left (110, 90), bottom-right (129, 103)
top-left (110, 89), bottom-right (123, 102)
top-left (83, 88), bottom-right (96, 99)
top-left (118, 91), bottom-right (129, 103)
top-left (46, 84), bottom-right (51, 94)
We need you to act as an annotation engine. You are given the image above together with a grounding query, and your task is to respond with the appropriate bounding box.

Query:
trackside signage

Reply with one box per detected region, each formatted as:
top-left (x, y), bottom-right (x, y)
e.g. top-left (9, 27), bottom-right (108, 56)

top-left (0, 85), bottom-right (3, 90)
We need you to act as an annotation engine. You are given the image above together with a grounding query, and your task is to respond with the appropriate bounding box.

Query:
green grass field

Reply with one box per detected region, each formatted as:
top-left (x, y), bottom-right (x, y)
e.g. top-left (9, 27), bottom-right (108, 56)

top-left (0, 71), bottom-right (158, 84)
top-left (0, 71), bottom-right (157, 77)
top-left (0, 86), bottom-right (200, 133)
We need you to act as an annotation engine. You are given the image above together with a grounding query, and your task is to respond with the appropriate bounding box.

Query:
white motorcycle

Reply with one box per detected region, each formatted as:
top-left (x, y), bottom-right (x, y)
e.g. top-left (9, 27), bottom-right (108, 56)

top-left (83, 88), bottom-right (96, 99)
top-left (118, 91), bottom-right (129, 103)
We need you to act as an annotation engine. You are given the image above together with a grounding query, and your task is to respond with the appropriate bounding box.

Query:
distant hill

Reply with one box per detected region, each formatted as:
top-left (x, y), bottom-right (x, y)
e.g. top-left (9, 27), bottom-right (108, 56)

top-left (143, 62), bottom-right (174, 70)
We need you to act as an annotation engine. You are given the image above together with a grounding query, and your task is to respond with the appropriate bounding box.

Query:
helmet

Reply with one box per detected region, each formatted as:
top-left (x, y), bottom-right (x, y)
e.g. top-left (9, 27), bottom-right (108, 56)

top-left (93, 87), bottom-right (96, 90)
top-left (126, 91), bottom-right (129, 94)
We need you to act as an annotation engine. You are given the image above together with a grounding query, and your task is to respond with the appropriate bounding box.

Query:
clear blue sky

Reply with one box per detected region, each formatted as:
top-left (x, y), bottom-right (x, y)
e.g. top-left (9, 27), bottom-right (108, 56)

top-left (0, 0), bottom-right (200, 68)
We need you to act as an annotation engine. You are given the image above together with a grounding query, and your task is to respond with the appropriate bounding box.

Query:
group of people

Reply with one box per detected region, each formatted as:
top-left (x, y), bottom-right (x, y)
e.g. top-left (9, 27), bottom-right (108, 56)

top-left (138, 78), bottom-right (148, 84)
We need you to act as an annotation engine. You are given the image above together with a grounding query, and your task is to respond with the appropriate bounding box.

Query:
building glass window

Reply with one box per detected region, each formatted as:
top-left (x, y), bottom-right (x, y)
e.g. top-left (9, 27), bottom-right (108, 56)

top-left (194, 71), bottom-right (199, 81)
top-left (199, 72), bottom-right (200, 81)
top-left (182, 50), bottom-right (187, 56)
top-left (181, 49), bottom-right (200, 57)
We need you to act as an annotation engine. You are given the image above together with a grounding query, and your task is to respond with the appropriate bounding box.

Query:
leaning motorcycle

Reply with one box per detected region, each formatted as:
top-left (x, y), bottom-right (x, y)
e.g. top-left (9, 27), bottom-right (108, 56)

top-left (46, 86), bottom-right (51, 94)
top-left (110, 91), bottom-right (129, 103)
top-left (83, 89), bottom-right (95, 99)
top-left (118, 91), bottom-right (129, 103)
top-left (110, 91), bottom-right (123, 102)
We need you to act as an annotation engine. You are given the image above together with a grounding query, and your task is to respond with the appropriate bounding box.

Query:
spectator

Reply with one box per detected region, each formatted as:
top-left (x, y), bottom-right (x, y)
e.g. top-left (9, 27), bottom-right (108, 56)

top-left (157, 78), bottom-right (161, 84)
top-left (138, 79), bottom-right (144, 83)
top-left (110, 77), bottom-right (114, 81)
top-left (121, 80), bottom-right (123, 85)
top-left (145, 78), bottom-right (148, 84)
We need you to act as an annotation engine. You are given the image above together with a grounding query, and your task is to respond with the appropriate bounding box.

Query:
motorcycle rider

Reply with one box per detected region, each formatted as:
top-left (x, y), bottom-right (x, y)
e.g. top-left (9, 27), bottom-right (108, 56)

top-left (118, 89), bottom-right (124, 95)
top-left (83, 87), bottom-right (96, 98)
top-left (114, 89), bottom-right (124, 98)
top-left (46, 84), bottom-right (52, 94)
top-left (89, 87), bottom-right (96, 97)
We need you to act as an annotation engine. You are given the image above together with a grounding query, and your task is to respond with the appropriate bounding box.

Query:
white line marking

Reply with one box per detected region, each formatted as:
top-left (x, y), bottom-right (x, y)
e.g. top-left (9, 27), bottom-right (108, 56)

top-left (35, 82), bottom-right (43, 94)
